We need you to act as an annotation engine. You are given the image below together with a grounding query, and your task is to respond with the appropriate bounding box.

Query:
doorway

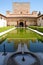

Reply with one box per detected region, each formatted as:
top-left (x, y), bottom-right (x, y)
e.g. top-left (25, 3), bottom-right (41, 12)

top-left (19, 22), bottom-right (24, 27)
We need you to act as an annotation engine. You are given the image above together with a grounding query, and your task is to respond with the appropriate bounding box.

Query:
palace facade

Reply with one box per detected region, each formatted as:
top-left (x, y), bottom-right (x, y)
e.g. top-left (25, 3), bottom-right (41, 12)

top-left (0, 2), bottom-right (43, 27)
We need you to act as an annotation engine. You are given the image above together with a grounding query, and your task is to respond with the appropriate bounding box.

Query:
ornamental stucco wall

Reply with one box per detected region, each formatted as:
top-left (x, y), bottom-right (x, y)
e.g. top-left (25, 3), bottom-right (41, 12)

top-left (1, 2), bottom-right (43, 27)
top-left (6, 17), bottom-right (37, 26)
top-left (0, 19), bottom-right (7, 27)
top-left (0, 14), bottom-right (7, 27)
top-left (37, 16), bottom-right (43, 26)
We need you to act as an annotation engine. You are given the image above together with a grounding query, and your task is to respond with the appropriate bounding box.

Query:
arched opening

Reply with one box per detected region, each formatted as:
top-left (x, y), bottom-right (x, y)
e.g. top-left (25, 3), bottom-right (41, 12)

top-left (19, 22), bottom-right (24, 27)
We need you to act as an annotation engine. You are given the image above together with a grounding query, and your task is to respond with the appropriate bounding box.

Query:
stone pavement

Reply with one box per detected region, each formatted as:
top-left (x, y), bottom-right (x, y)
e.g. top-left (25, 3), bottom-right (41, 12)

top-left (0, 44), bottom-right (43, 65)
top-left (16, 43), bottom-right (30, 52)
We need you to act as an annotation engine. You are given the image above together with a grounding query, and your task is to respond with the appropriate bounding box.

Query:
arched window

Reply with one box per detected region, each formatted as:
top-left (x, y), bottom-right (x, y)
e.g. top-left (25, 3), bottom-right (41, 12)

top-left (1, 17), bottom-right (2, 19)
top-left (20, 12), bottom-right (22, 14)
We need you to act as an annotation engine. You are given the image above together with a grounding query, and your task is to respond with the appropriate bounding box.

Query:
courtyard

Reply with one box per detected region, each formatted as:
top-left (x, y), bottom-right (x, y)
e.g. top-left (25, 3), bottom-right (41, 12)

top-left (6, 27), bottom-right (43, 41)
top-left (0, 26), bottom-right (43, 65)
top-left (0, 27), bottom-right (43, 43)
top-left (0, 27), bottom-right (43, 50)
top-left (0, 1), bottom-right (43, 65)
top-left (0, 29), bottom-right (43, 63)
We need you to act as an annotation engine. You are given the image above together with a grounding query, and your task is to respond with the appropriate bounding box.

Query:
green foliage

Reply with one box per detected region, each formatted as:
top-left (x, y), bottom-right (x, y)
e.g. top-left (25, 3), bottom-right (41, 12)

top-left (0, 26), bottom-right (14, 32)
top-left (29, 26), bottom-right (43, 33)
top-left (6, 28), bottom-right (43, 42)
top-left (0, 35), bottom-right (7, 44)
top-left (38, 11), bottom-right (41, 16)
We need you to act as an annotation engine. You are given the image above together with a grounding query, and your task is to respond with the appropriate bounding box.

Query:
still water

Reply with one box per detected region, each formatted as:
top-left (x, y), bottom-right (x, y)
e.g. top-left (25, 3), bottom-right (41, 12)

top-left (0, 39), bottom-right (43, 52)
top-left (0, 28), bottom-right (43, 52)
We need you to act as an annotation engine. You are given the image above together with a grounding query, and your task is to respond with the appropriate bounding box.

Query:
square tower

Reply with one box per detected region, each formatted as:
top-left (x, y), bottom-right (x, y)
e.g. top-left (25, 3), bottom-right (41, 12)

top-left (12, 2), bottom-right (30, 14)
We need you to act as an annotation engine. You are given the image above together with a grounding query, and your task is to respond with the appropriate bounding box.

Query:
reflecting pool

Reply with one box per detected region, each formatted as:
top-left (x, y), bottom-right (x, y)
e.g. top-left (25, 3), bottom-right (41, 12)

top-left (0, 27), bottom-right (43, 52)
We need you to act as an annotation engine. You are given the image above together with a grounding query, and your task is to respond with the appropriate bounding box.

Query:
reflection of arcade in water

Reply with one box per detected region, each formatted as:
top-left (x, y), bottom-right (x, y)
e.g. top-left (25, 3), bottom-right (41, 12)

top-left (4, 44), bottom-right (40, 65)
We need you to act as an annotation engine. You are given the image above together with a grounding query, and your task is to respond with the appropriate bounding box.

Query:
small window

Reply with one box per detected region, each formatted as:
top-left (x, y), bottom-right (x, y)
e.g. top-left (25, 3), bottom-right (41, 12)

top-left (20, 12), bottom-right (22, 14)
top-left (39, 18), bottom-right (40, 20)
top-left (1, 17), bottom-right (2, 19)
top-left (42, 17), bottom-right (43, 20)
top-left (27, 11), bottom-right (28, 13)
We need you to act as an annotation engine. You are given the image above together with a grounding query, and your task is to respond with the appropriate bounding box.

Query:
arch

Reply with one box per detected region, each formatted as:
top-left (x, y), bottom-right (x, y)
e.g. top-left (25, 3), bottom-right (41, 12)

top-left (19, 22), bottom-right (24, 27)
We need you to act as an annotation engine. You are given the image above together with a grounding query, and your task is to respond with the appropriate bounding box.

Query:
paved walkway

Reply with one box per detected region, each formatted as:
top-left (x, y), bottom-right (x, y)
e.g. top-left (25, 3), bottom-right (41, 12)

top-left (0, 27), bottom-right (16, 36)
top-left (27, 27), bottom-right (43, 36)
top-left (24, 44), bottom-right (30, 52)
top-left (17, 43), bottom-right (30, 52)
top-left (17, 43), bottom-right (22, 52)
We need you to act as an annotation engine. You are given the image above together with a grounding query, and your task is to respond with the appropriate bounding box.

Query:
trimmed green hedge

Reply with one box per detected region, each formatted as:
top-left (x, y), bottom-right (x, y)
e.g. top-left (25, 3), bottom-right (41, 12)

top-left (0, 26), bottom-right (14, 32)
top-left (0, 34), bottom-right (7, 44)
top-left (37, 27), bottom-right (43, 33)
top-left (29, 26), bottom-right (43, 33)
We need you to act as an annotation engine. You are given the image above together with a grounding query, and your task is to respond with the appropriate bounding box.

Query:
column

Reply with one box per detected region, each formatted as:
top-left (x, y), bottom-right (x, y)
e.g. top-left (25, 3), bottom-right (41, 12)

top-left (25, 21), bottom-right (26, 27)
top-left (17, 21), bottom-right (18, 27)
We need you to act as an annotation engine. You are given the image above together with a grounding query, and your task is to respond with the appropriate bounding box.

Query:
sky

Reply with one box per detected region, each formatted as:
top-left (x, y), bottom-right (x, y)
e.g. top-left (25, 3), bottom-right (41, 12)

top-left (0, 0), bottom-right (43, 15)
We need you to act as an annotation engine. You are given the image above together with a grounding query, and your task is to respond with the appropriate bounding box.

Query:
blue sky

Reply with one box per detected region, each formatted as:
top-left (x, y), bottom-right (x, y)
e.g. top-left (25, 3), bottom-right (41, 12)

top-left (0, 0), bottom-right (43, 15)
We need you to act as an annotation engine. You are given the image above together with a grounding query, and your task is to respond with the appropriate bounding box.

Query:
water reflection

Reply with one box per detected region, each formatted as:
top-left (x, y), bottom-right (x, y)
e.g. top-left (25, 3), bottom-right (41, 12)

top-left (0, 40), bottom-right (15, 52)
top-left (0, 39), bottom-right (43, 52)
top-left (29, 40), bottom-right (43, 52)
top-left (17, 27), bottom-right (26, 34)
